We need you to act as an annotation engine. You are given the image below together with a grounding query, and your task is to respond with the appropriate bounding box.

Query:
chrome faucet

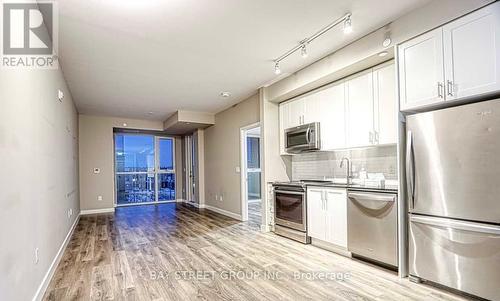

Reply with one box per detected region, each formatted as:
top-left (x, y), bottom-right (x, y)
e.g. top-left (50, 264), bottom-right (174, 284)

top-left (340, 157), bottom-right (352, 185)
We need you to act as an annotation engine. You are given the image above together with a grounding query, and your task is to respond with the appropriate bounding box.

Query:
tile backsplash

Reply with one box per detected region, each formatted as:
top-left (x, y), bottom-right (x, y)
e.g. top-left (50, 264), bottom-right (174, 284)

top-left (292, 145), bottom-right (398, 181)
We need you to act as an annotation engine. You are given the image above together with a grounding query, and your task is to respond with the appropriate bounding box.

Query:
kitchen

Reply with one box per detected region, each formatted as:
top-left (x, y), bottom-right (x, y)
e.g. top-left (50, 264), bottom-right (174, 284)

top-left (4, 1), bottom-right (500, 300)
top-left (269, 2), bottom-right (500, 300)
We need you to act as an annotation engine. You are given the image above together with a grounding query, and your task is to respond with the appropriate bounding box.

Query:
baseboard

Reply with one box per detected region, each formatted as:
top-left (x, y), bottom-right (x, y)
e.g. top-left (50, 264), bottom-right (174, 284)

top-left (178, 199), bottom-right (206, 209)
top-left (311, 238), bottom-right (352, 258)
top-left (80, 208), bottom-right (115, 215)
top-left (260, 224), bottom-right (271, 233)
top-left (204, 205), bottom-right (242, 221)
top-left (32, 214), bottom-right (80, 301)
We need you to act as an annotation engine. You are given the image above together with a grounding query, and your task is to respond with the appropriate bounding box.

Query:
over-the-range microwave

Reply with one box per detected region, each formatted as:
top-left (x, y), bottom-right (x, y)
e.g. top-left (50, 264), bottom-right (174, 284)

top-left (285, 122), bottom-right (320, 153)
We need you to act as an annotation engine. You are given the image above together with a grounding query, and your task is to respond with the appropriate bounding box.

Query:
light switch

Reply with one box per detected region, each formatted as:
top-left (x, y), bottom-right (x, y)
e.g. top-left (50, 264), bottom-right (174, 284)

top-left (235, 166), bottom-right (240, 173)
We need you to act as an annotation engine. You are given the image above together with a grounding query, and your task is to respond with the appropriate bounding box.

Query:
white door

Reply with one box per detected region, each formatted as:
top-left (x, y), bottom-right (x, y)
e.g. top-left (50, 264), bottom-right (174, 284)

top-left (373, 62), bottom-right (397, 145)
top-left (307, 188), bottom-right (325, 241)
top-left (289, 98), bottom-right (306, 127)
top-left (324, 188), bottom-right (347, 248)
top-left (316, 82), bottom-right (346, 150)
top-left (398, 28), bottom-right (445, 111)
top-left (346, 69), bottom-right (374, 147)
top-left (443, 2), bottom-right (500, 101)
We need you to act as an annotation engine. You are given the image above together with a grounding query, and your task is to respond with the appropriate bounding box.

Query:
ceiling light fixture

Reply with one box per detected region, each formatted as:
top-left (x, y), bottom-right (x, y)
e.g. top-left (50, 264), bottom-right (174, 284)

top-left (382, 37), bottom-right (392, 48)
top-left (274, 61), bottom-right (281, 75)
top-left (220, 91), bottom-right (231, 98)
top-left (343, 16), bottom-right (353, 34)
top-left (272, 13), bottom-right (351, 74)
top-left (300, 44), bottom-right (308, 58)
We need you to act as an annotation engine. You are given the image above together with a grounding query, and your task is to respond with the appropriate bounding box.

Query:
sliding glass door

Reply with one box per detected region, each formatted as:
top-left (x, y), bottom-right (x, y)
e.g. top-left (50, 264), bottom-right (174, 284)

top-left (157, 137), bottom-right (175, 201)
top-left (114, 133), bottom-right (175, 206)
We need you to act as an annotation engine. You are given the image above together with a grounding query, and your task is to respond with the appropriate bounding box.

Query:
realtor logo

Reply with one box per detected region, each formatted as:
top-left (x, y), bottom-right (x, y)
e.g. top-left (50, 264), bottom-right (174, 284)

top-left (1, 1), bottom-right (58, 69)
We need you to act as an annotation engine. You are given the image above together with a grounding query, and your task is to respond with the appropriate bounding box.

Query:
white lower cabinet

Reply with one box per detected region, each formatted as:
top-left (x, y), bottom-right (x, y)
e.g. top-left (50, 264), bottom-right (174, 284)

top-left (307, 187), bottom-right (347, 249)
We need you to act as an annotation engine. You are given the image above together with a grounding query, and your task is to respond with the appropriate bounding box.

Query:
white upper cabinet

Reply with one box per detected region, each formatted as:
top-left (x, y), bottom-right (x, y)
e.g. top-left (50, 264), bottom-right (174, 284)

top-left (399, 2), bottom-right (500, 111)
top-left (279, 62), bottom-right (397, 153)
top-left (288, 97), bottom-right (306, 127)
top-left (374, 63), bottom-right (397, 145)
top-left (443, 3), bottom-right (500, 101)
top-left (346, 69), bottom-right (374, 147)
top-left (315, 81), bottom-right (346, 150)
top-left (398, 28), bottom-right (445, 111)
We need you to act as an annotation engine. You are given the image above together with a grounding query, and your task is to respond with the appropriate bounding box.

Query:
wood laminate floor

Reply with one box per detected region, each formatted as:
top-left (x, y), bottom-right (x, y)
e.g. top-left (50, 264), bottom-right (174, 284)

top-left (247, 201), bottom-right (261, 228)
top-left (44, 203), bottom-right (469, 301)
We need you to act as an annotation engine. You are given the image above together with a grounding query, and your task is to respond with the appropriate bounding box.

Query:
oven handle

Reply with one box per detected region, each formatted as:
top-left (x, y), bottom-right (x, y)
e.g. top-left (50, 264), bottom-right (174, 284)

top-left (274, 190), bottom-right (305, 195)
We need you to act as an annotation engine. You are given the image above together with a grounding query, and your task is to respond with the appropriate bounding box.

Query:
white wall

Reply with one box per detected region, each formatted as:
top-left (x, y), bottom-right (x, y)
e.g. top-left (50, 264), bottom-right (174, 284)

top-left (78, 115), bottom-right (183, 211)
top-left (204, 93), bottom-right (260, 216)
top-left (0, 67), bottom-right (79, 300)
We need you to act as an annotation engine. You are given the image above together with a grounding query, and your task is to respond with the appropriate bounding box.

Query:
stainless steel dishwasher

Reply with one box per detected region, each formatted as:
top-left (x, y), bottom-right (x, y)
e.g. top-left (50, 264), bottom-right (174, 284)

top-left (347, 190), bottom-right (398, 268)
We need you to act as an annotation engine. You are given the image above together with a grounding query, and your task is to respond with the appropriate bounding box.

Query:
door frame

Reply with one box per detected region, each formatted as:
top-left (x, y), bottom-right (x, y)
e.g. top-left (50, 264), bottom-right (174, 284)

top-left (240, 122), bottom-right (261, 222)
top-left (184, 135), bottom-right (196, 203)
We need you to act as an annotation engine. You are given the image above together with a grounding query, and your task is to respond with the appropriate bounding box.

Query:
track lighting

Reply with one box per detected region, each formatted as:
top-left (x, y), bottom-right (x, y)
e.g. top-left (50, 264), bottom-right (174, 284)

top-left (272, 13), bottom-right (352, 74)
top-left (301, 44), bottom-right (308, 58)
top-left (343, 16), bottom-right (352, 34)
top-left (274, 61), bottom-right (281, 75)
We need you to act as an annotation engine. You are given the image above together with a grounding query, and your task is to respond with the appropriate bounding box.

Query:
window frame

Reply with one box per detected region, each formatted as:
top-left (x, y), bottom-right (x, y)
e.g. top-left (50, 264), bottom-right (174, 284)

top-left (113, 132), bottom-right (176, 206)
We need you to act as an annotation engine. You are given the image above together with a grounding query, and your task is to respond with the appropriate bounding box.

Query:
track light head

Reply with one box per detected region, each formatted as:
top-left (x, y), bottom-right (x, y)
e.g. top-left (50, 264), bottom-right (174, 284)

top-left (300, 44), bottom-right (308, 58)
top-left (274, 61), bottom-right (281, 75)
top-left (343, 16), bottom-right (352, 34)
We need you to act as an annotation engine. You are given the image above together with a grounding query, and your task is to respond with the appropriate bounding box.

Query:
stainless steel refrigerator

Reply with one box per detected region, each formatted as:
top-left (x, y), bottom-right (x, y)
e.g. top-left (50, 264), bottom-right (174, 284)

top-left (406, 99), bottom-right (500, 300)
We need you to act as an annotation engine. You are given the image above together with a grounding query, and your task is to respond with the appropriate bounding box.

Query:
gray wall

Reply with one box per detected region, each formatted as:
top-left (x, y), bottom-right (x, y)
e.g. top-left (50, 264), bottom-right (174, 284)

top-left (292, 145), bottom-right (397, 181)
top-left (78, 115), bottom-right (183, 210)
top-left (0, 68), bottom-right (79, 300)
top-left (204, 93), bottom-right (260, 216)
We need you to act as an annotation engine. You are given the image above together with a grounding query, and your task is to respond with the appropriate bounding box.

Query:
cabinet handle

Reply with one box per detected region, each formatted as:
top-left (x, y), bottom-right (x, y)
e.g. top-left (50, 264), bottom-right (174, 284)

top-left (437, 82), bottom-right (444, 98)
top-left (447, 80), bottom-right (454, 97)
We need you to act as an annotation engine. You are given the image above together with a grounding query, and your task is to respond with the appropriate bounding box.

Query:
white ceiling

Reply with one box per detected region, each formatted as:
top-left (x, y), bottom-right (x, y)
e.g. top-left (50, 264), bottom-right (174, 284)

top-left (57, 0), bottom-right (430, 121)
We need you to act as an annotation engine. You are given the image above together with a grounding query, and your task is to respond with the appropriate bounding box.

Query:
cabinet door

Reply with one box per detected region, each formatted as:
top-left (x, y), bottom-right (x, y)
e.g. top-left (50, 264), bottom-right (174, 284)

top-left (443, 2), bottom-right (500, 101)
top-left (289, 98), bottom-right (306, 127)
top-left (346, 69), bottom-right (374, 147)
top-left (325, 188), bottom-right (347, 248)
top-left (303, 93), bottom-right (321, 124)
top-left (307, 188), bottom-right (325, 241)
top-left (374, 63), bottom-right (397, 145)
top-left (315, 82), bottom-right (346, 150)
top-left (398, 28), bottom-right (445, 111)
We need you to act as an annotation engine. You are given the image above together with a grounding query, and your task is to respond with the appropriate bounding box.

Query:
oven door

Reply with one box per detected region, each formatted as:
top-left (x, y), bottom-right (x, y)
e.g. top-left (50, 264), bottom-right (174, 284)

top-left (274, 189), bottom-right (306, 231)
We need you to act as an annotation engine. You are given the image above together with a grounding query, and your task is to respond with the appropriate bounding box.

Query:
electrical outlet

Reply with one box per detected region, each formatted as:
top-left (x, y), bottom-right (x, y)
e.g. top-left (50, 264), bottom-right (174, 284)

top-left (97, 195), bottom-right (103, 201)
top-left (34, 248), bottom-right (39, 264)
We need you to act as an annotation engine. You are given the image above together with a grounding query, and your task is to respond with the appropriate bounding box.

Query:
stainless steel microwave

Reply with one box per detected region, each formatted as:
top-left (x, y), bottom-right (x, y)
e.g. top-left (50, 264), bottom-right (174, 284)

top-left (285, 122), bottom-right (320, 153)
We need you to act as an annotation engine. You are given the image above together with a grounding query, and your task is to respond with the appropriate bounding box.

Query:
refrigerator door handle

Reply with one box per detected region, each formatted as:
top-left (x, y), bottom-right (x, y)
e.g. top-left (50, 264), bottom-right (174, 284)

top-left (406, 131), bottom-right (415, 209)
top-left (410, 215), bottom-right (500, 235)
